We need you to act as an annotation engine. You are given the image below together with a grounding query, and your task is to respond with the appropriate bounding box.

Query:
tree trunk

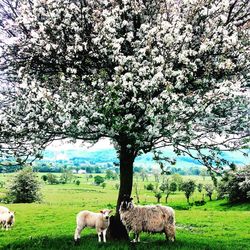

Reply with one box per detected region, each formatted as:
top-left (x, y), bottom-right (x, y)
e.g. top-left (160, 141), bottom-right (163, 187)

top-left (106, 144), bottom-right (136, 241)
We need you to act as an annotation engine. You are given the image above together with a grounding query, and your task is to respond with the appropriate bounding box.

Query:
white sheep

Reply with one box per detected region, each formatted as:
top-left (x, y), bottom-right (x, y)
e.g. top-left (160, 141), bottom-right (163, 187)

top-left (119, 197), bottom-right (175, 242)
top-left (74, 209), bottom-right (112, 243)
top-left (0, 206), bottom-right (9, 214)
top-left (0, 211), bottom-right (15, 230)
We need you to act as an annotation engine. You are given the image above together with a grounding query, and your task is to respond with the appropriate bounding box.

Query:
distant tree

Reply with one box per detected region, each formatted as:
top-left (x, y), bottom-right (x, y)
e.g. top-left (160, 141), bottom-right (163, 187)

top-left (197, 183), bottom-right (203, 193)
top-left (133, 166), bottom-right (143, 173)
top-left (60, 170), bottom-right (73, 184)
top-left (146, 183), bottom-right (154, 191)
top-left (205, 184), bottom-right (214, 201)
top-left (6, 167), bottom-right (41, 203)
top-left (200, 168), bottom-right (208, 181)
top-left (101, 182), bottom-right (106, 189)
top-left (154, 190), bottom-right (162, 203)
top-left (170, 182), bottom-right (177, 193)
top-left (41, 175), bottom-right (48, 182)
top-left (133, 181), bottom-right (140, 203)
top-left (217, 167), bottom-right (250, 203)
top-left (105, 170), bottom-right (118, 180)
top-left (47, 173), bottom-right (59, 185)
top-left (189, 167), bottom-right (200, 176)
top-left (75, 180), bottom-right (80, 186)
top-left (139, 170), bottom-right (148, 182)
top-left (94, 175), bottom-right (105, 186)
top-left (181, 180), bottom-right (196, 204)
top-left (85, 167), bottom-right (94, 174)
top-left (153, 170), bottom-right (161, 183)
top-left (197, 183), bottom-right (204, 200)
top-left (95, 167), bottom-right (102, 174)
top-left (159, 179), bottom-right (177, 203)
top-left (86, 174), bottom-right (93, 182)
top-left (160, 182), bottom-right (170, 203)
top-left (171, 174), bottom-right (183, 191)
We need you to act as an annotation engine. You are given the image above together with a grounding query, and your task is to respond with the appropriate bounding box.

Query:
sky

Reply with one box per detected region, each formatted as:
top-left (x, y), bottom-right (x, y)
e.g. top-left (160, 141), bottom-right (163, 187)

top-left (46, 138), bottom-right (113, 151)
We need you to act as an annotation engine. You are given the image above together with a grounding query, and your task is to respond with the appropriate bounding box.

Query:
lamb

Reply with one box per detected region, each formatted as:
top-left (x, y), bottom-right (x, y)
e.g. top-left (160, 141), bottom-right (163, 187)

top-left (74, 209), bottom-right (112, 243)
top-left (0, 211), bottom-right (15, 230)
top-left (119, 196), bottom-right (175, 242)
top-left (0, 206), bottom-right (9, 214)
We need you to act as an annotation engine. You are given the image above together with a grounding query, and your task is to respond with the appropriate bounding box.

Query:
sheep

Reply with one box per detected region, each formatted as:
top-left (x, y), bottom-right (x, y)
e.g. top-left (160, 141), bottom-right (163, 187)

top-left (74, 209), bottom-right (112, 243)
top-left (119, 196), bottom-right (175, 242)
top-left (0, 206), bottom-right (9, 214)
top-left (0, 211), bottom-right (15, 230)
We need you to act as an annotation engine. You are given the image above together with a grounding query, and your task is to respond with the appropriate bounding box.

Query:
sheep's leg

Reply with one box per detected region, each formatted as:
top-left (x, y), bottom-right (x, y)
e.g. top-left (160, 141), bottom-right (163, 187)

top-left (164, 225), bottom-right (175, 242)
top-left (74, 224), bottom-right (85, 242)
top-left (131, 232), bottom-right (136, 242)
top-left (3, 222), bottom-right (8, 231)
top-left (135, 233), bottom-right (140, 242)
top-left (97, 231), bottom-right (102, 242)
top-left (131, 232), bottom-right (140, 242)
top-left (103, 229), bottom-right (107, 243)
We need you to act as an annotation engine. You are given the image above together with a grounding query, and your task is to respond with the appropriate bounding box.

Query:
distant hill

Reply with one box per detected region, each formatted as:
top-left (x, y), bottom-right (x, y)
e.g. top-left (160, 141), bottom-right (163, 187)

top-left (40, 147), bottom-right (250, 169)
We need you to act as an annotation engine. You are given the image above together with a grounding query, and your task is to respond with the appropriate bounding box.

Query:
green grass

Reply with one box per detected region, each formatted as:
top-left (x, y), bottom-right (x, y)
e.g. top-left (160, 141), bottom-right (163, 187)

top-left (0, 173), bottom-right (249, 250)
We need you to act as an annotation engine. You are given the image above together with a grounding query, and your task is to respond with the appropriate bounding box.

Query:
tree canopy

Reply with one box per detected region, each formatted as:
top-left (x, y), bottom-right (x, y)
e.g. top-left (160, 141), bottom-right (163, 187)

top-left (0, 0), bottom-right (249, 172)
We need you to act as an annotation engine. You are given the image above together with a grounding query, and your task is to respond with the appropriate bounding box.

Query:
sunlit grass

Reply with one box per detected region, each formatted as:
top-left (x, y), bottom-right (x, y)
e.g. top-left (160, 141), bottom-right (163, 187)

top-left (0, 173), bottom-right (249, 249)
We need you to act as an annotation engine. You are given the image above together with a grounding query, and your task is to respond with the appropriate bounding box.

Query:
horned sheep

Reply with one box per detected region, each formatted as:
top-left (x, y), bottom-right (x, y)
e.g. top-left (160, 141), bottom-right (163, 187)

top-left (119, 197), bottom-right (175, 242)
top-left (74, 209), bottom-right (112, 243)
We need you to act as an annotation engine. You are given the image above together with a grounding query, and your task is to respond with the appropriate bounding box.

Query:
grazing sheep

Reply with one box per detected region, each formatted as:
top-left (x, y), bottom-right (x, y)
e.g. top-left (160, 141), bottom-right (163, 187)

top-left (0, 211), bottom-right (15, 230)
top-left (74, 209), bottom-right (112, 243)
top-left (119, 196), bottom-right (175, 242)
top-left (0, 206), bottom-right (9, 214)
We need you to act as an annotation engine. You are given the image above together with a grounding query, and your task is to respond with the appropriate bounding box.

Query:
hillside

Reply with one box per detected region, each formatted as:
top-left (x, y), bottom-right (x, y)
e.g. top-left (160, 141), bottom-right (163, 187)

top-left (40, 147), bottom-right (249, 170)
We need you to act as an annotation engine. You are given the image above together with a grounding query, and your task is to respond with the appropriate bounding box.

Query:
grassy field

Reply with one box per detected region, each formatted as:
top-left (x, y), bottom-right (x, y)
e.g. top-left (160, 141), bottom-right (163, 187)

top-left (0, 173), bottom-right (249, 250)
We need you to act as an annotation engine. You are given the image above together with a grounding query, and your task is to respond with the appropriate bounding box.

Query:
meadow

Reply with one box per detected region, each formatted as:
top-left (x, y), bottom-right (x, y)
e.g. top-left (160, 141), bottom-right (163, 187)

top-left (0, 173), bottom-right (249, 250)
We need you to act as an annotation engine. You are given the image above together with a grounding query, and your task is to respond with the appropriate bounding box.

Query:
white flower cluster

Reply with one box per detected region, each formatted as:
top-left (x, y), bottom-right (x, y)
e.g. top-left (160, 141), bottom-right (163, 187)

top-left (0, 0), bottom-right (249, 163)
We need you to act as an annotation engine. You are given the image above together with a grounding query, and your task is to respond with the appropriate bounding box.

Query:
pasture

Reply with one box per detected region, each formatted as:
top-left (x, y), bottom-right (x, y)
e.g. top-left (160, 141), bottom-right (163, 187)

top-left (0, 173), bottom-right (249, 250)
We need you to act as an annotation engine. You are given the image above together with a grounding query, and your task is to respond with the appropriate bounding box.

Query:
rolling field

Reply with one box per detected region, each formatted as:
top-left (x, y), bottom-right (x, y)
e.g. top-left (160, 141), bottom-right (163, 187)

top-left (0, 173), bottom-right (249, 250)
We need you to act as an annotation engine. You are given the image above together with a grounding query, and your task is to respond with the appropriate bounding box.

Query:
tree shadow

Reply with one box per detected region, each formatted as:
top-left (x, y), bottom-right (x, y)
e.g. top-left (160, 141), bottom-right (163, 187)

top-left (1, 234), bottom-right (225, 250)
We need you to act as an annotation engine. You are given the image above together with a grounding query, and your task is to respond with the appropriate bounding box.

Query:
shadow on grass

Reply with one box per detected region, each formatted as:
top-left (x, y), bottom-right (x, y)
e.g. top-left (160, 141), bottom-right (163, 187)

top-left (170, 204), bottom-right (191, 210)
top-left (218, 201), bottom-right (250, 211)
top-left (1, 234), bottom-right (223, 250)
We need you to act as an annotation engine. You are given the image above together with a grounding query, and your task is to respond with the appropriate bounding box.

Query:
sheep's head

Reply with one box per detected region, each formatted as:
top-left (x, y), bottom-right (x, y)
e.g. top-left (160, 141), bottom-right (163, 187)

top-left (120, 196), bottom-right (134, 211)
top-left (8, 211), bottom-right (15, 219)
top-left (100, 209), bottom-right (112, 220)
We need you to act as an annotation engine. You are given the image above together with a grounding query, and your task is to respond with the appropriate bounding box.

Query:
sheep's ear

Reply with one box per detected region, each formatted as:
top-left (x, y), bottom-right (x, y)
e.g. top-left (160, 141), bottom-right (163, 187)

top-left (108, 210), bottom-right (112, 214)
top-left (129, 197), bottom-right (133, 201)
top-left (100, 210), bottom-right (103, 214)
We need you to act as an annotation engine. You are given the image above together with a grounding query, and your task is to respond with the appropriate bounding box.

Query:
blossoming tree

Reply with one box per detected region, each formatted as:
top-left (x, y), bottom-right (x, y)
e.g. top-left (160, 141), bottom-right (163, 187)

top-left (0, 0), bottom-right (249, 239)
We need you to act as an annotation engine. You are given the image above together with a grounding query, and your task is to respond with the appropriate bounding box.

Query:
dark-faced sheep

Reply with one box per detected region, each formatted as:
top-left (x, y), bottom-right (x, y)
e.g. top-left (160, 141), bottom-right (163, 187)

top-left (119, 197), bottom-right (175, 242)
